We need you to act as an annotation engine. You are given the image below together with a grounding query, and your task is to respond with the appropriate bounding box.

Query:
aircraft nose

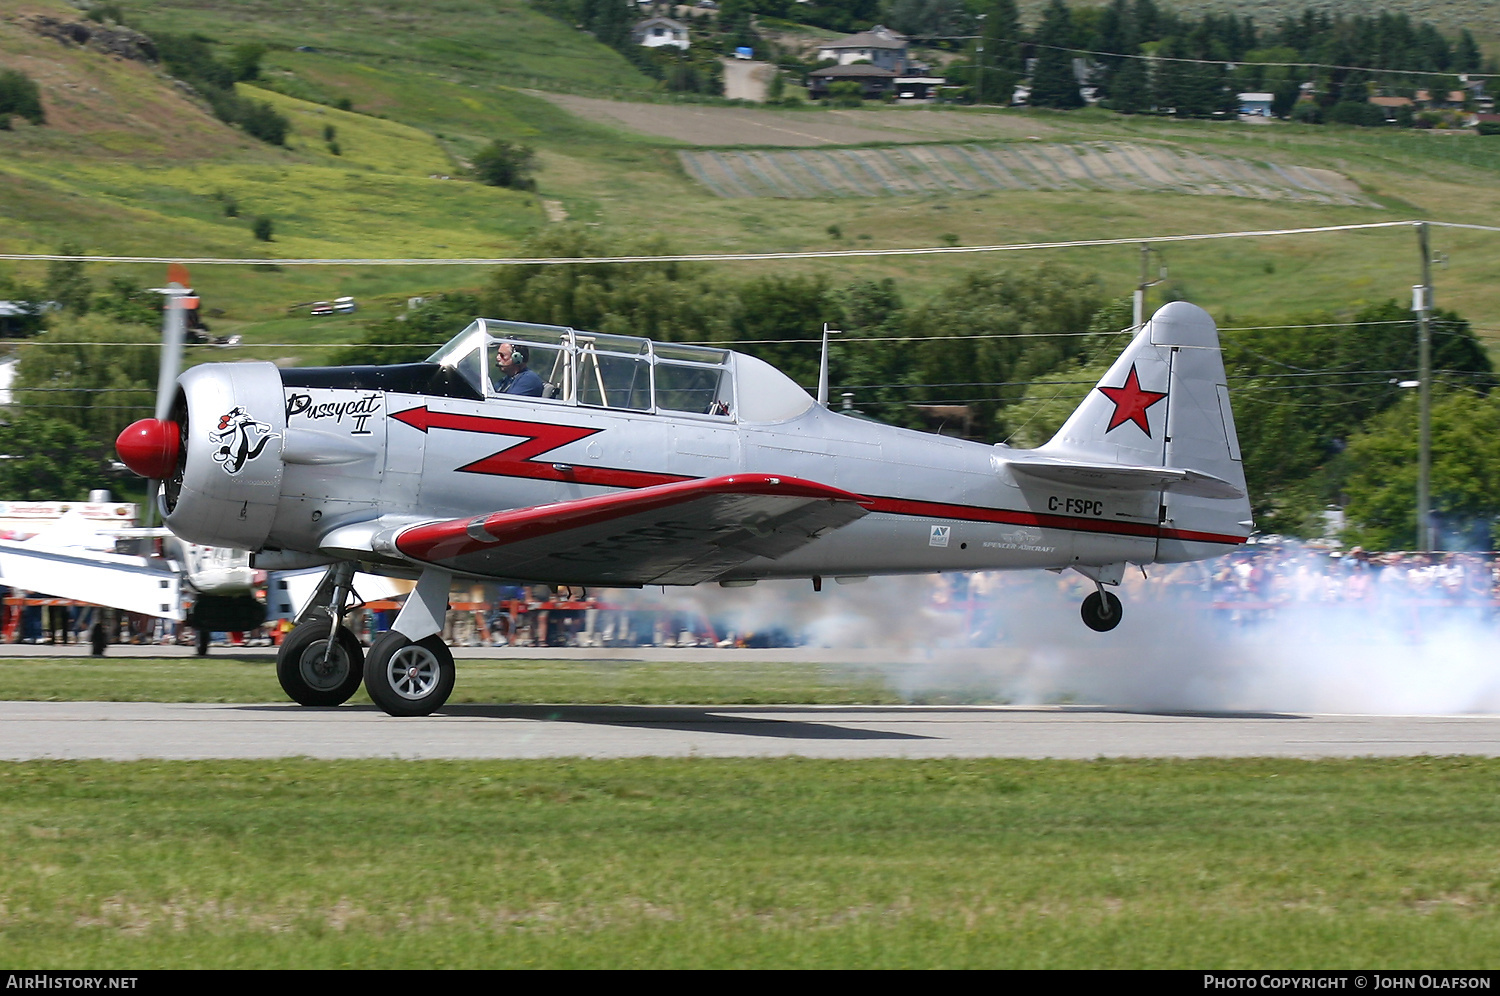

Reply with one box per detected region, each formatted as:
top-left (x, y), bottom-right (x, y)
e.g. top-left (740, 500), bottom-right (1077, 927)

top-left (116, 418), bottom-right (180, 479)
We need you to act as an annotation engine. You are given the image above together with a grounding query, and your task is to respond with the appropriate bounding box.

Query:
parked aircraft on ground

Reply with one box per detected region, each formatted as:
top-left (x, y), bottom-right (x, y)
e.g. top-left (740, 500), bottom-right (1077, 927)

top-left (116, 299), bottom-right (1252, 716)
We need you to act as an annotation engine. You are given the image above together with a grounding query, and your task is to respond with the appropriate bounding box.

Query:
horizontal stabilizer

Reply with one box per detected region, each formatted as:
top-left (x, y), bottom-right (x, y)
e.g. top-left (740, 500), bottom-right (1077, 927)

top-left (1007, 459), bottom-right (1244, 499)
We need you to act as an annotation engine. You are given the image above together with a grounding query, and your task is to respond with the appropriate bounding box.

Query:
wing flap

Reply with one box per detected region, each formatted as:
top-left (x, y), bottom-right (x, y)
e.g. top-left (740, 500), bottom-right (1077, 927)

top-left (1006, 459), bottom-right (1244, 499)
top-left (392, 474), bottom-right (871, 585)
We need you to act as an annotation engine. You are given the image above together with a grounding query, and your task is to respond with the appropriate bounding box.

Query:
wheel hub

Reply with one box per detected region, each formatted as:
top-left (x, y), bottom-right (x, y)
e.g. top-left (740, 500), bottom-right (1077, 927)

top-left (298, 641), bottom-right (349, 690)
top-left (388, 647), bottom-right (440, 699)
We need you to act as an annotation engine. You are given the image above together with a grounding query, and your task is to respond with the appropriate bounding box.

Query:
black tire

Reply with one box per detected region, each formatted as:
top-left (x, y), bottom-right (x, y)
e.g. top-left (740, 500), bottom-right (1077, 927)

top-left (364, 632), bottom-right (455, 717)
top-left (196, 627), bottom-right (210, 657)
top-left (1081, 590), bottom-right (1123, 632)
top-left (276, 619), bottom-right (365, 706)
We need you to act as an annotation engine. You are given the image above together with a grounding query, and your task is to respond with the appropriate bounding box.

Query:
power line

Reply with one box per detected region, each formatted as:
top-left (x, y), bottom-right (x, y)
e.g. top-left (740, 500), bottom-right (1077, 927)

top-left (0, 319), bottom-right (1446, 350)
top-left (4, 220), bottom-right (1490, 268)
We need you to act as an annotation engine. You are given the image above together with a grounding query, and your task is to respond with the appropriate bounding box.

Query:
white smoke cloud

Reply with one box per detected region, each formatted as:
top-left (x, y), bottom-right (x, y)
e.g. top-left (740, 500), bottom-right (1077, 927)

top-left (607, 557), bottom-right (1500, 715)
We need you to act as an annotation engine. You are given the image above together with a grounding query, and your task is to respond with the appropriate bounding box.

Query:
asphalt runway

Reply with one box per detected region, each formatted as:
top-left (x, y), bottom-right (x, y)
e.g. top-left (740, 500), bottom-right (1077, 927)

top-left (3, 700), bottom-right (1500, 760)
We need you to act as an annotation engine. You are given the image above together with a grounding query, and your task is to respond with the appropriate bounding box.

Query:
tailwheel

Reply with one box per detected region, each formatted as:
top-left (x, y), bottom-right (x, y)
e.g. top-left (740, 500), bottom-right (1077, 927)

top-left (276, 615), bottom-right (365, 706)
top-left (1081, 590), bottom-right (1123, 632)
top-left (364, 632), bottom-right (455, 717)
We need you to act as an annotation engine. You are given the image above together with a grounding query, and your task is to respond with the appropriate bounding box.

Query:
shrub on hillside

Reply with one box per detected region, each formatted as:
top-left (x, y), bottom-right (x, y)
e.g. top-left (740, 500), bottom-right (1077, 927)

top-left (153, 31), bottom-right (288, 146)
top-left (0, 70), bottom-right (45, 128)
top-left (473, 140), bottom-right (537, 191)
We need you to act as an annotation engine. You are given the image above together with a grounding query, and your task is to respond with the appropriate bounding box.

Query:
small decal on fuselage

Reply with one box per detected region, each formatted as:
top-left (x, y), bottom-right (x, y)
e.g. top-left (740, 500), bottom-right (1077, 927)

top-left (209, 407), bottom-right (277, 474)
top-left (285, 392), bottom-right (381, 435)
top-left (929, 525), bottom-right (950, 548)
top-left (1048, 496), bottom-right (1103, 516)
top-left (983, 527), bottom-right (1056, 553)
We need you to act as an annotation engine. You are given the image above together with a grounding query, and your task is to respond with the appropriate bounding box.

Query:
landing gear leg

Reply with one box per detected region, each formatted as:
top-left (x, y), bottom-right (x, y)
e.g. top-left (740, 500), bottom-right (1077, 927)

top-left (364, 567), bottom-right (455, 717)
top-left (275, 562), bottom-right (365, 706)
top-left (1080, 587), bottom-right (1123, 632)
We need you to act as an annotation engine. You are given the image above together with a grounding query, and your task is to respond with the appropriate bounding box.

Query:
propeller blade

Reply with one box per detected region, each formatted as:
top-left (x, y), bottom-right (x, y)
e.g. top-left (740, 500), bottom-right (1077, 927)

top-left (156, 267), bottom-right (188, 422)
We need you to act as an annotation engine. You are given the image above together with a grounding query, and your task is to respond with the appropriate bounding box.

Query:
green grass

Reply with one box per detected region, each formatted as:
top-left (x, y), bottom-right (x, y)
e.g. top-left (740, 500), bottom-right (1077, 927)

top-left (122, 0), bottom-right (660, 99)
top-left (0, 654), bottom-right (902, 705)
top-left (2, 756), bottom-right (1498, 967)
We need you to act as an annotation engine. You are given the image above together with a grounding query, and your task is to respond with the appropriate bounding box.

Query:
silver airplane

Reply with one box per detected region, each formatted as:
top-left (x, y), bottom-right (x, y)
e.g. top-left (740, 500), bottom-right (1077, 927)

top-left (116, 301), bottom-right (1252, 716)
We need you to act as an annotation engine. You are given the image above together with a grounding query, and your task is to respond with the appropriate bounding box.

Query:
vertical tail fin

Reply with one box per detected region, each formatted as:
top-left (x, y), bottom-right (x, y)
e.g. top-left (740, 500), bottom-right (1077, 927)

top-left (1039, 301), bottom-right (1252, 558)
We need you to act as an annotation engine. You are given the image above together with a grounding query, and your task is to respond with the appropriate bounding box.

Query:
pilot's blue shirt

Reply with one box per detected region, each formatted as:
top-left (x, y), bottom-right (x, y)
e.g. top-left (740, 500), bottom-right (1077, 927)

top-left (497, 368), bottom-right (544, 397)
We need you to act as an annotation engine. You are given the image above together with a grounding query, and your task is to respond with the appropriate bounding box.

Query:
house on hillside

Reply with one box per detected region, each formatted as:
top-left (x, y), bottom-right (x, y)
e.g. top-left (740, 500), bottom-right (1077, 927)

top-left (815, 24), bottom-right (910, 75)
top-left (1370, 96), bottom-right (1414, 122)
top-left (808, 63), bottom-right (898, 100)
top-left (632, 16), bottom-right (689, 51)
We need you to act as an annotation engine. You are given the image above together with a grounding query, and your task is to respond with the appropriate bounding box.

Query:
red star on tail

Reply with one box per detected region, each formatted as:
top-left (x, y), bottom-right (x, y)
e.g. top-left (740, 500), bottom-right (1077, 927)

top-left (1097, 364), bottom-right (1167, 436)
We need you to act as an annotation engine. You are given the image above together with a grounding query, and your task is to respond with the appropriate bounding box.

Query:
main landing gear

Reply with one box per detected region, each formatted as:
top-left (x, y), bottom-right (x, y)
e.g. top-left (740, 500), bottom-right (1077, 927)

top-left (275, 564), bottom-right (458, 717)
top-left (275, 564), bottom-right (365, 707)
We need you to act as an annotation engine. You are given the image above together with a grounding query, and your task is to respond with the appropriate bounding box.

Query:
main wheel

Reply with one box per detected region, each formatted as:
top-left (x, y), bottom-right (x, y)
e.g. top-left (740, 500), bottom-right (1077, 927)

top-left (1081, 590), bottom-right (1123, 632)
top-left (276, 618), bottom-right (365, 706)
top-left (364, 632), bottom-right (455, 717)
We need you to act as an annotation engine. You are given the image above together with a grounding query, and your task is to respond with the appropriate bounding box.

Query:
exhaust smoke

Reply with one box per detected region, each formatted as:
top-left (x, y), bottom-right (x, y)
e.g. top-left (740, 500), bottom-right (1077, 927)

top-left (611, 549), bottom-right (1500, 715)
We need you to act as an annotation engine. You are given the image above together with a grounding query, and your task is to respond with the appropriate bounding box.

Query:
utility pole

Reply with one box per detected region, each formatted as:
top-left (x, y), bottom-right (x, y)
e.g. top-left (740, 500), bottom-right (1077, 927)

top-left (1414, 222), bottom-right (1434, 553)
top-left (1133, 244), bottom-right (1166, 329)
top-left (974, 13), bottom-right (986, 104)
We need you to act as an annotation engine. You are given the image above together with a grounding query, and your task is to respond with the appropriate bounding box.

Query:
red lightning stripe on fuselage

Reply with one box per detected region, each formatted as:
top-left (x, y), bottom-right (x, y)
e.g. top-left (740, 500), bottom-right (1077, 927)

top-left (389, 407), bottom-right (1245, 547)
top-left (389, 406), bottom-right (690, 489)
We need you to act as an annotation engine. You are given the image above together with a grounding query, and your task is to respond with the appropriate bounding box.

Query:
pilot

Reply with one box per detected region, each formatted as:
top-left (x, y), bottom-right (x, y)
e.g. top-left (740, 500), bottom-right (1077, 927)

top-left (495, 342), bottom-right (544, 397)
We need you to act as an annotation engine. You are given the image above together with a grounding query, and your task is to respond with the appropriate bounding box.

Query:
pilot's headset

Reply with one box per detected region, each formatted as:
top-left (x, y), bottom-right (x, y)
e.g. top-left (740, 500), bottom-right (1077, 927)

top-left (508, 343), bottom-right (529, 368)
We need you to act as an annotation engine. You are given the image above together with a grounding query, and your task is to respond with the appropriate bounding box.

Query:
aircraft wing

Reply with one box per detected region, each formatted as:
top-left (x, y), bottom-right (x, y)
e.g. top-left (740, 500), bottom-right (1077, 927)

top-left (0, 540), bottom-right (185, 620)
top-left (340, 474), bottom-right (872, 586)
top-left (1005, 459), bottom-right (1244, 499)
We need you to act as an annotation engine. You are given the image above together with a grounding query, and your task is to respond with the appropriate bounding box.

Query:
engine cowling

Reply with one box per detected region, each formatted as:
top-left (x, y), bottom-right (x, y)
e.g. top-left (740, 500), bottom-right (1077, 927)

top-left (118, 362), bottom-right (287, 550)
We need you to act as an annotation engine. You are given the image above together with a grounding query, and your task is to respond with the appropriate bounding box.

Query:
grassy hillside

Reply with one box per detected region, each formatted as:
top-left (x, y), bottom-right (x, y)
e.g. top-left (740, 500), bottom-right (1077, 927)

top-left (1, 0), bottom-right (1498, 348)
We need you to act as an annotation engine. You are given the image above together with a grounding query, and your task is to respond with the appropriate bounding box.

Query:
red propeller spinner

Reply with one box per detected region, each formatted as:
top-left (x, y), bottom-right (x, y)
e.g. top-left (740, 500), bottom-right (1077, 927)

top-left (116, 418), bottom-right (180, 480)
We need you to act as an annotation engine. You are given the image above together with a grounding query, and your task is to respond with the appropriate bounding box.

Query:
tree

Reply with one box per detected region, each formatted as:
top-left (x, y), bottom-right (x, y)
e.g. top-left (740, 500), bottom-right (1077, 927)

top-left (229, 43), bottom-right (267, 81)
top-left (12, 313), bottom-right (158, 439)
top-left (827, 81), bottom-right (864, 107)
top-left (252, 217), bottom-right (274, 241)
top-left (334, 293), bottom-right (482, 366)
top-left (473, 140), bottom-right (538, 191)
top-left (1029, 0), bottom-right (1084, 109)
top-left (480, 227), bottom-right (720, 343)
top-left (4, 313), bottom-right (159, 499)
top-left (973, 0), bottom-right (1022, 106)
top-left (899, 264), bottom-right (1105, 440)
top-left (0, 69), bottom-right (45, 128)
top-left (46, 245), bottom-right (92, 316)
top-left (1342, 392), bottom-right (1500, 550)
top-left (0, 414), bottom-right (108, 500)
top-left (239, 100), bottom-right (288, 145)
top-left (1222, 300), bottom-right (1491, 533)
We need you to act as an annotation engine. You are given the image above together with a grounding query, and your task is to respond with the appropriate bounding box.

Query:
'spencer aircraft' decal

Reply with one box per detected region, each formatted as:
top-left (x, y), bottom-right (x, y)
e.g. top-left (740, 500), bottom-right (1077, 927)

top-left (389, 406), bottom-right (689, 489)
top-left (1097, 364), bottom-right (1167, 436)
